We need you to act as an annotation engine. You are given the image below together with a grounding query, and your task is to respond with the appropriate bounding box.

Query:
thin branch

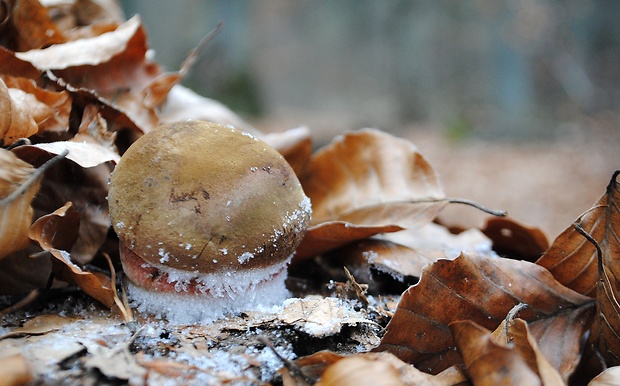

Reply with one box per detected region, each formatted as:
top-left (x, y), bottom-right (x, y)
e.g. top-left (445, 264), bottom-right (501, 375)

top-left (0, 150), bottom-right (68, 207)
top-left (504, 302), bottom-right (528, 345)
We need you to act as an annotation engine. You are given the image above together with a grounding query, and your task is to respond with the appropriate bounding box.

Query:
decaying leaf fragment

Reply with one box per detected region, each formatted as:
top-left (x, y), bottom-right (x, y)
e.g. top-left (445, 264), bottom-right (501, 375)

top-left (296, 129), bottom-right (446, 259)
top-left (279, 296), bottom-right (373, 337)
top-left (375, 253), bottom-right (593, 373)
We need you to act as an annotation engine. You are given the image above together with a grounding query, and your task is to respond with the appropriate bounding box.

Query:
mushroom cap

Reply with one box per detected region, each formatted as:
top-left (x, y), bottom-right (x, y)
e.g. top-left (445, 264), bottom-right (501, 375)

top-left (108, 120), bottom-right (311, 274)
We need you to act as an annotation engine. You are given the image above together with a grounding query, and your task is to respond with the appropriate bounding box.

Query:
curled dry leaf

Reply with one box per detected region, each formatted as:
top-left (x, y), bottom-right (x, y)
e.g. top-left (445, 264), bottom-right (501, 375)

top-left (315, 352), bottom-right (465, 386)
top-left (374, 253), bottom-right (593, 374)
top-left (527, 303), bottom-right (595, 380)
top-left (0, 149), bottom-right (40, 259)
top-left (450, 318), bottom-right (565, 386)
top-left (16, 16), bottom-right (162, 133)
top-left (536, 171), bottom-right (619, 298)
top-left (482, 217), bottom-right (549, 262)
top-left (13, 146), bottom-right (113, 265)
top-left (0, 78), bottom-right (38, 146)
top-left (296, 129), bottom-right (446, 259)
top-left (323, 223), bottom-right (493, 289)
top-left (1, 75), bottom-right (71, 136)
top-left (29, 202), bottom-right (114, 308)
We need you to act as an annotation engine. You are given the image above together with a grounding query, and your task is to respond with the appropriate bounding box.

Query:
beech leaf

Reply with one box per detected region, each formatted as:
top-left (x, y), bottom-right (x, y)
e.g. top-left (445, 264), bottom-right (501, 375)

top-left (374, 253), bottom-right (593, 373)
top-left (1, 75), bottom-right (71, 136)
top-left (315, 352), bottom-right (465, 386)
top-left (483, 217), bottom-right (549, 262)
top-left (297, 129), bottom-right (446, 259)
top-left (0, 78), bottom-right (38, 145)
top-left (0, 149), bottom-right (42, 259)
top-left (536, 171), bottom-right (620, 297)
top-left (450, 318), bottom-right (565, 385)
top-left (18, 141), bottom-right (120, 168)
top-left (29, 203), bottom-right (114, 308)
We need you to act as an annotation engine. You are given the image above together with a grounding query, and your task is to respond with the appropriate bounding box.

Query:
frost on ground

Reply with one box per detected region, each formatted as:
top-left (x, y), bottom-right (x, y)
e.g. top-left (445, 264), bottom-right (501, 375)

top-left (0, 290), bottom-right (391, 385)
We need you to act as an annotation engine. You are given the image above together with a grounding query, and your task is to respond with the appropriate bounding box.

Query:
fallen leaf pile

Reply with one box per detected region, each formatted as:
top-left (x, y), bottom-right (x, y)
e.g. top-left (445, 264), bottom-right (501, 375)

top-left (0, 1), bottom-right (617, 385)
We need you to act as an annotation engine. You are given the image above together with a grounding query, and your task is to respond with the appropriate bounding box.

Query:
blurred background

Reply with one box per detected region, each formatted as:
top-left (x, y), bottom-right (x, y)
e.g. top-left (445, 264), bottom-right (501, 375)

top-left (121, 0), bottom-right (619, 238)
top-left (122, 0), bottom-right (619, 141)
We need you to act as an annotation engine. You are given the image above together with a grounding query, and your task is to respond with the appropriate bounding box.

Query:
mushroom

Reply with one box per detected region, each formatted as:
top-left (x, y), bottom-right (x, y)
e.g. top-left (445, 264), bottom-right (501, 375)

top-left (108, 120), bottom-right (312, 324)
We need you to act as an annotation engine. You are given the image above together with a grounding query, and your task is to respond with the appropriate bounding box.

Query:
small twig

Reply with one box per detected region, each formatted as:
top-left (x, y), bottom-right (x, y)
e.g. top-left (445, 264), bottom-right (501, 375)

top-left (343, 267), bottom-right (369, 306)
top-left (504, 302), bottom-right (528, 345)
top-left (0, 150), bottom-right (68, 207)
top-left (0, 289), bottom-right (39, 318)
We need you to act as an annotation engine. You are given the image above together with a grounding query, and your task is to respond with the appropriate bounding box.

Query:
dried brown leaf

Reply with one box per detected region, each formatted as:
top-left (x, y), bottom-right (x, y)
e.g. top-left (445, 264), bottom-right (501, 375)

top-left (16, 16), bottom-right (163, 133)
top-left (29, 201), bottom-right (80, 251)
top-left (483, 217), bottom-right (549, 262)
top-left (528, 303), bottom-right (595, 380)
top-left (536, 172), bottom-right (620, 297)
top-left (297, 129), bottom-right (445, 259)
top-left (10, 0), bottom-right (65, 51)
top-left (0, 46), bottom-right (41, 79)
top-left (0, 78), bottom-right (38, 145)
top-left (12, 148), bottom-right (112, 265)
top-left (450, 319), bottom-right (562, 386)
top-left (301, 129), bottom-right (444, 224)
top-left (0, 314), bottom-right (81, 340)
top-left (316, 352), bottom-right (464, 386)
top-left (2, 75), bottom-right (71, 134)
top-left (29, 203), bottom-right (114, 308)
top-left (0, 149), bottom-right (41, 259)
top-left (374, 253), bottom-right (593, 373)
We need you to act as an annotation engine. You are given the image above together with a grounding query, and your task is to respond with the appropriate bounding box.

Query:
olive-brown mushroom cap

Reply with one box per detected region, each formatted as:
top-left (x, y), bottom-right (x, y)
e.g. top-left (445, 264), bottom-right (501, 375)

top-left (108, 120), bottom-right (311, 274)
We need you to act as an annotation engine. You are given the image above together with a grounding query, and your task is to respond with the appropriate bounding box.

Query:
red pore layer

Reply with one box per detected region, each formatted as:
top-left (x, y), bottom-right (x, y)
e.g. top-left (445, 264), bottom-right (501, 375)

top-left (120, 243), bottom-right (286, 296)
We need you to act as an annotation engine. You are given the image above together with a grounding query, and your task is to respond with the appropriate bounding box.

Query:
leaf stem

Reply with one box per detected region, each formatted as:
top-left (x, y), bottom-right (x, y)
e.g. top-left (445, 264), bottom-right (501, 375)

top-left (445, 197), bottom-right (507, 217)
top-left (573, 222), bottom-right (603, 275)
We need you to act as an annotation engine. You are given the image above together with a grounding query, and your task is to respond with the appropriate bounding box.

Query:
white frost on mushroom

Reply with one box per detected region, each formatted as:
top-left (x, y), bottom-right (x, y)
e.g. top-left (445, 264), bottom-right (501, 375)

top-left (126, 255), bottom-right (293, 324)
